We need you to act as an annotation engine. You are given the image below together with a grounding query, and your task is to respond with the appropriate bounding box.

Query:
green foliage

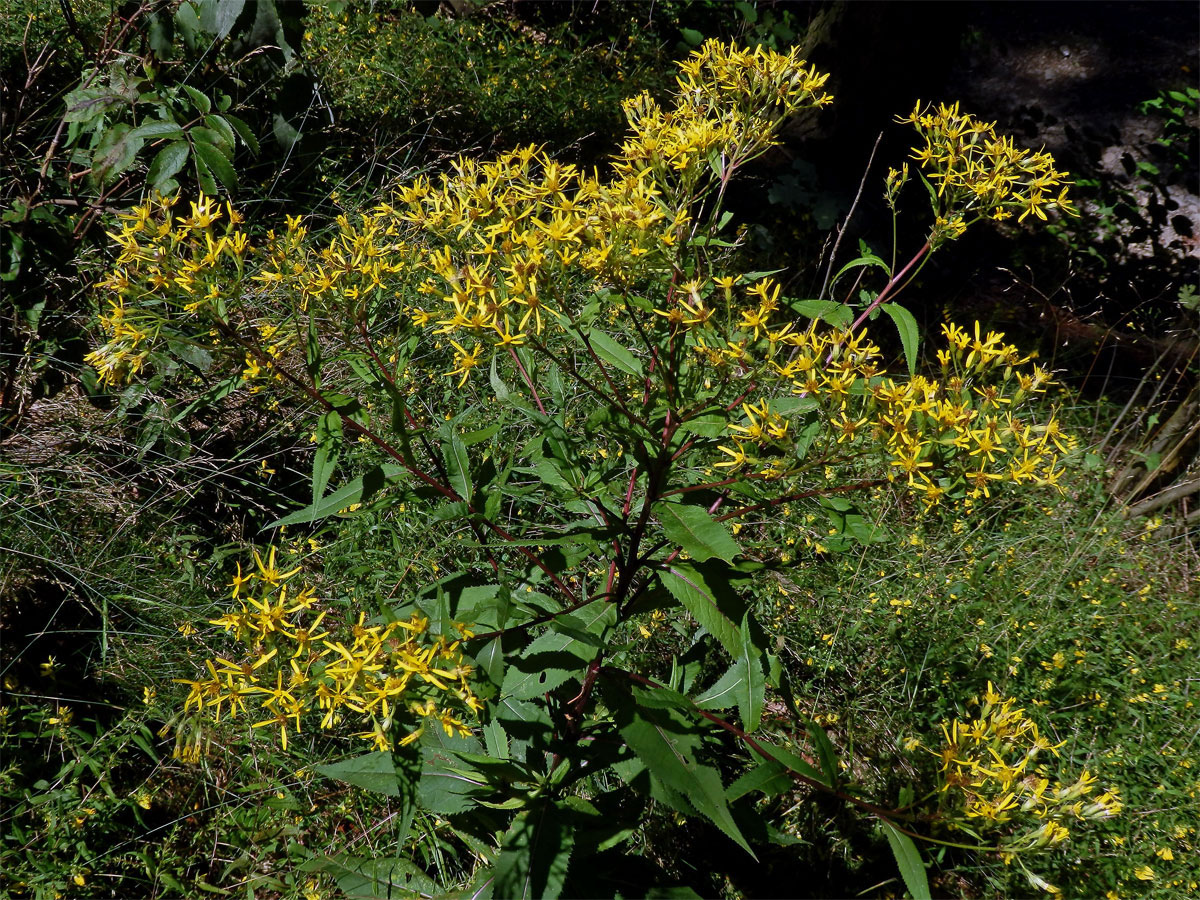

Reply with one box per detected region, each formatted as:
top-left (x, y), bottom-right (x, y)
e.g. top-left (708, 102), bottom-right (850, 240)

top-left (303, 2), bottom-right (674, 154)
top-left (4, 8), bottom-right (1196, 900)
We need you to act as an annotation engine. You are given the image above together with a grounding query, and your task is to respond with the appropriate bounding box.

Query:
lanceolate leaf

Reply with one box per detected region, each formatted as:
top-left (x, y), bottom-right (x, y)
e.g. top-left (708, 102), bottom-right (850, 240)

top-left (582, 329), bottom-right (642, 377)
top-left (91, 124), bottom-right (143, 185)
top-left (304, 855), bottom-right (437, 900)
top-left (881, 820), bottom-right (932, 900)
top-left (494, 800), bottom-right (574, 900)
top-left (657, 503), bottom-right (741, 563)
top-left (266, 463), bottom-right (407, 528)
top-left (193, 138), bottom-right (236, 191)
top-left (881, 302), bottom-right (921, 376)
top-left (444, 430), bottom-right (472, 501)
top-left (726, 761), bottom-right (792, 801)
top-left (312, 410), bottom-right (342, 505)
top-left (660, 562), bottom-right (742, 658)
top-left (693, 662), bottom-right (745, 710)
top-left (616, 694), bottom-right (754, 856)
top-left (128, 119), bottom-right (185, 140)
top-left (737, 612), bottom-right (765, 733)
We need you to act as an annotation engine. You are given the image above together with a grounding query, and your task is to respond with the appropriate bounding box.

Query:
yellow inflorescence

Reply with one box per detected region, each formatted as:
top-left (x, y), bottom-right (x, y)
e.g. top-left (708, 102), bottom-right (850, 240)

top-left (85, 194), bottom-right (253, 387)
top-left (87, 41), bottom-right (834, 392)
top-left (170, 548), bottom-right (479, 761)
top-left (708, 302), bottom-right (1070, 505)
top-left (898, 101), bottom-right (1078, 246)
top-left (912, 682), bottom-right (1120, 892)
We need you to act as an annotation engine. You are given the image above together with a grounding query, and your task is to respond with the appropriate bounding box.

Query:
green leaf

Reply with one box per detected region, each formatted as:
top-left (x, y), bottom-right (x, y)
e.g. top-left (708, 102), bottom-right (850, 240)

top-left (194, 152), bottom-right (217, 196)
top-left (881, 820), bottom-right (931, 900)
top-left (693, 663), bottom-right (744, 710)
top-left (806, 719), bottom-right (840, 787)
top-left (181, 83), bottom-right (212, 114)
top-left (503, 603), bottom-right (615, 700)
top-left (502, 663), bottom-right (576, 701)
top-left (443, 430), bottom-right (472, 501)
top-left (726, 761), bottom-right (791, 801)
top-left (881, 303), bottom-right (920, 376)
top-left (304, 855), bottom-right (437, 900)
top-left (312, 411), bottom-right (342, 505)
top-left (616, 696), bottom-right (754, 857)
top-left (660, 562), bottom-right (742, 658)
top-left (316, 751), bottom-right (404, 796)
top-left (494, 800), bottom-right (574, 900)
top-left (203, 113), bottom-right (236, 149)
top-left (192, 138), bottom-right (236, 191)
top-left (584, 329), bottom-right (643, 377)
top-left (175, 2), bottom-right (202, 40)
top-left (831, 251), bottom-right (891, 287)
top-left (265, 463), bottom-right (406, 528)
top-left (147, 141), bottom-right (190, 192)
top-left (197, 0), bottom-right (246, 38)
top-left (489, 355), bottom-right (511, 402)
top-left (223, 112), bottom-right (260, 154)
top-left (418, 748), bottom-right (487, 815)
top-left (129, 119), bottom-right (185, 140)
top-left (680, 27), bottom-right (705, 46)
top-left (737, 613), bottom-right (764, 733)
top-left (91, 124), bottom-right (143, 185)
top-left (787, 299), bottom-right (853, 328)
top-left (657, 503), bottom-right (741, 564)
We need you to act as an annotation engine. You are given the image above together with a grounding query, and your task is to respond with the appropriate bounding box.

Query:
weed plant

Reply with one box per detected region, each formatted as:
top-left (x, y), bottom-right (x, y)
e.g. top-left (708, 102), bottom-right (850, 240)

top-left (3, 30), bottom-right (1197, 900)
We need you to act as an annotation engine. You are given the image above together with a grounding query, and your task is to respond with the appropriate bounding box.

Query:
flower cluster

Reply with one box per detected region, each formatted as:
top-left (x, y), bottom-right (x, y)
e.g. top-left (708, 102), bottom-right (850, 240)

top-left (911, 683), bottom-right (1121, 892)
top-left (617, 39), bottom-right (831, 197)
top-left (84, 194), bottom-right (252, 386)
top-left (170, 548), bottom-right (479, 761)
top-left (708, 296), bottom-right (1070, 506)
top-left (896, 101), bottom-right (1077, 246)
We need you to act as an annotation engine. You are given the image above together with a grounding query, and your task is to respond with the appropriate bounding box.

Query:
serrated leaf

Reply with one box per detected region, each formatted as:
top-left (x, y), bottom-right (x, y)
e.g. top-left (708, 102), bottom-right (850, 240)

top-left (203, 113), bottom-right (236, 149)
top-left (584, 329), bottom-right (642, 377)
top-left (175, 1), bottom-right (201, 37)
top-left (693, 663), bottom-right (744, 710)
top-left (726, 761), bottom-right (791, 801)
top-left (881, 303), bottom-right (920, 376)
top-left (197, 0), bottom-right (246, 39)
top-left (658, 503), bottom-right (740, 563)
top-left (224, 111), bottom-right (259, 154)
top-left (193, 138), bottom-right (236, 191)
top-left (489, 355), bottom-right (511, 402)
top-left (660, 562), bottom-right (741, 658)
top-left (494, 801), bottom-right (574, 900)
top-left (616, 697), bottom-right (754, 857)
top-left (788, 298), bottom-right (854, 327)
top-left (92, 124), bottom-right (143, 185)
top-left (181, 83), bottom-right (212, 114)
top-left (147, 140), bottom-right (190, 191)
top-left (129, 119), bottom-right (185, 140)
top-left (882, 820), bottom-right (931, 900)
top-left (502, 664), bottom-right (576, 700)
top-left (444, 431), bottom-right (471, 501)
top-left (418, 748), bottom-right (487, 815)
top-left (307, 855), bottom-right (437, 900)
top-left (806, 719), bottom-right (840, 787)
top-left (194, 152), bottom-right (217, 195)
top-left (315, 751), bottom-right (404, 796)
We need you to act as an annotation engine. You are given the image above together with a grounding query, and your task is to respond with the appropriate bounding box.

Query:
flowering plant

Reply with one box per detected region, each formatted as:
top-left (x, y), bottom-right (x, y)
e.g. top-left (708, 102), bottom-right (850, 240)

top-left (90, 39), bottom-right (1099, 897)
